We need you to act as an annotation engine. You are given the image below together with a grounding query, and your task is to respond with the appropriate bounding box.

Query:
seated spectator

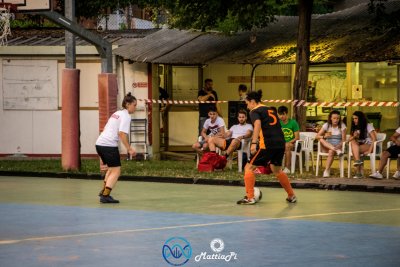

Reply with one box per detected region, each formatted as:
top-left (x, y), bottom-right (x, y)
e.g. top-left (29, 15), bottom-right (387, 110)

top-left (208, 109), bottom-right (253, 158)
top-left (369, 126), bottom-right (400, 179)
top-left (192, 106), bottom-right (225, 154)
top-left (316, 110), bottom-right (347, 178)
top-left (278, 106), bottom-right (300, 174)
top-left (349, 111), bottom-right (377, 178)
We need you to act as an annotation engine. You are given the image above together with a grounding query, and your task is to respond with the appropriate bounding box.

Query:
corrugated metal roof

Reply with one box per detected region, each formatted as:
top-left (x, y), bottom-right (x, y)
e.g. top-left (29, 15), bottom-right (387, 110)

top-left (5, 28), bottom-right (158, 47)
top-left (114, 2), bottom-right (400, 64)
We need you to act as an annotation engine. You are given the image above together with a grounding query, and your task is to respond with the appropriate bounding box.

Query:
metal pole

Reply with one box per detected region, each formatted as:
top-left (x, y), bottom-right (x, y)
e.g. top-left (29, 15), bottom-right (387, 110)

top-left (40, 11), bottom-right (112, 73)
top-left (65, 0), bottom-right (76, 69)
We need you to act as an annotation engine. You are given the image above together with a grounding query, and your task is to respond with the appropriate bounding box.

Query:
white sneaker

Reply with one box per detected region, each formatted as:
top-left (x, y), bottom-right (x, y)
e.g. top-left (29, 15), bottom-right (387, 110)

top-left (369, 172), bottom-right (383, 179)
top-left (393, 171), bottom-right (400, 180)
top-left (323, 169), bottom-right (330, 178)
top-left (283, 167), bottom-right (291, 174)
top-left (335, 150), bottom-right (344, 157)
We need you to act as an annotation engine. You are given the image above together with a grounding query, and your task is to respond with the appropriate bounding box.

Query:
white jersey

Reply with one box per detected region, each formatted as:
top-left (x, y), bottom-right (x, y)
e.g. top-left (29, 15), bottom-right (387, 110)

top-left (395, 127), bottom-right (400, 142)
top-left (229, 123), bottom-right (253, 139)
top-left (363, 123), bottom-right (375, 144)
top-left (96, 109), bottom-right (131, 147)
top-left (203, 116), bottom-right (225, 136)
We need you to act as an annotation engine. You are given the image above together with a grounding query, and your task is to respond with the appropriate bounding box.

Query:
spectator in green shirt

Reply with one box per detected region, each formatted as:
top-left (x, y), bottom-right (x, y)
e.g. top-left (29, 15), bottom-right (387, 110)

top-left (278, 106), bottom-right (300, 174)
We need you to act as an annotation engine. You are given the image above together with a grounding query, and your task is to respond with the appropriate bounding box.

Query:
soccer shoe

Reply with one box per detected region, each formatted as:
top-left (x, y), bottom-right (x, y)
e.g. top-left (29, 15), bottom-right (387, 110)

top-left (353, 160), bottom-right (363, 166)
top-left (393, 171), bottom-right (400, 180)
top-left (353, 173), bottom-right (363, 179)
top-left (236, 197), bottom-right (256, 205)
top-left (286, 195), bottom-right (297, 203)
top-left (323, 169), bottom-right (330, 178)
top-left (283, 167), bottom-right (291, 174)
top-left (100, 195), bottom-right (120, 203)
top-left (369, 172), bottom-right (383, 179)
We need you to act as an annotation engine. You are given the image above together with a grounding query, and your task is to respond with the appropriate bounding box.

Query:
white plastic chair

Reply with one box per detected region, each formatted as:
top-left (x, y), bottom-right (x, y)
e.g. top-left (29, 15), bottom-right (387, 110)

top-left (300, 132), bottom-right (317, 172)
top-left (347, 132), bottom-right (386, 178)
top-left (315, 139), bottom-right (346, 178)
top-left (386, 141), bottom-right (400, 179)
top-left (237, 138), bottom-right (251, 172)
top-left (290, 139), bottom-right (303, 174)
top-left (290, 132), bottom-right (317, 174)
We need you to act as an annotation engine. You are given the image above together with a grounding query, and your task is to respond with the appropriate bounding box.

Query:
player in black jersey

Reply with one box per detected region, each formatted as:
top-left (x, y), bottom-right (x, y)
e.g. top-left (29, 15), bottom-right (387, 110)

top-left (237, 90), bottom-right (297, 205)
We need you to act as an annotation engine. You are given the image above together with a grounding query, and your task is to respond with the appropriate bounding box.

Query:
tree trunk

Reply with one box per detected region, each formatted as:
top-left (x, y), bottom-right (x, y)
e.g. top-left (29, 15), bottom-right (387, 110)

top-left (293, 0), bottom-right (313, 131)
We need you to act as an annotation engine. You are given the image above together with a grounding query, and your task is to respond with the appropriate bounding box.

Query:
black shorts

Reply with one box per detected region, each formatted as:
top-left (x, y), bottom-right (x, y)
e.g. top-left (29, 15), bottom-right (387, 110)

top-left (248, 147), bottom-right (284, 167)
top-left (96, 145), bottom-right (121, 167)
top-left (387, 145), bottom-right (400, 158)
top-left (224, 138), bottom-right (241, 150)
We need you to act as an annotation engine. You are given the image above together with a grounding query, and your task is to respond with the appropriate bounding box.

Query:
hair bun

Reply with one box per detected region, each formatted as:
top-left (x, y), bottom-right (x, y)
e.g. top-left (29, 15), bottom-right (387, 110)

top-left (127, 92), bottom-right (132, 96)
top-left (257, 89), bottom-right (263, 99)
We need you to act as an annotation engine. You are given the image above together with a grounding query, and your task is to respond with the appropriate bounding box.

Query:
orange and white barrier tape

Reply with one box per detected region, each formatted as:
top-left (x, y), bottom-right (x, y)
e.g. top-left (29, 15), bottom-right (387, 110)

top-left (139, 99), bottom-right (399, 107)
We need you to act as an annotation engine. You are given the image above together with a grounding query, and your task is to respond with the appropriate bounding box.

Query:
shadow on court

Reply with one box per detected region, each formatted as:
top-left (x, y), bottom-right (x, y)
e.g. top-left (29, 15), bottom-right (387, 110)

top-left (0, 176), bottom-right (399, 267)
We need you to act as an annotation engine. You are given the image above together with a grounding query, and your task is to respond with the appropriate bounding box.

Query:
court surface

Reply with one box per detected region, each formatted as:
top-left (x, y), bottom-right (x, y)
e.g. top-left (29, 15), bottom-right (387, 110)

top-left (0, 176), bottom-right (399, 267)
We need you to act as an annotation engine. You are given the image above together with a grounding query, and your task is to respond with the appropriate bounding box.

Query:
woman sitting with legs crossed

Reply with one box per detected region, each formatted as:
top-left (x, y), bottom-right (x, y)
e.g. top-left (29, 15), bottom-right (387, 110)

top-left (316, 110), bottom-right (347, 178)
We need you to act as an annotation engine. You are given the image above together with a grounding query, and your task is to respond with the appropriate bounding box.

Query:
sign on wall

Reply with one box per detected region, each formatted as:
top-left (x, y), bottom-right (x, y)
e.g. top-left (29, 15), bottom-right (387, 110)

top-left (2, 59), bottom-right (58, 110)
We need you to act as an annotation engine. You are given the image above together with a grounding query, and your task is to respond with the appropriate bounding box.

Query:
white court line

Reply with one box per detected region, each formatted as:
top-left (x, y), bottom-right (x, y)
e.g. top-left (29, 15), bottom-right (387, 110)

top-left (1, 207), bottom-right (400, 245)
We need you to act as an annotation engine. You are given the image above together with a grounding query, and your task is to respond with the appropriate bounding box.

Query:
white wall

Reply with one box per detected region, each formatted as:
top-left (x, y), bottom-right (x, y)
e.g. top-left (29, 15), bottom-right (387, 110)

top-left (122, 62), bottom-right (149, 154)
top-left (0, 58), bottom-right (102, 155)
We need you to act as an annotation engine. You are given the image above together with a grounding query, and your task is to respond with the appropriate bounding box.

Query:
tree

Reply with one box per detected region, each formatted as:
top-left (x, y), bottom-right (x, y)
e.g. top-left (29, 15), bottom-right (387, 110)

top-left (292, 0), bottom-right (313, 129)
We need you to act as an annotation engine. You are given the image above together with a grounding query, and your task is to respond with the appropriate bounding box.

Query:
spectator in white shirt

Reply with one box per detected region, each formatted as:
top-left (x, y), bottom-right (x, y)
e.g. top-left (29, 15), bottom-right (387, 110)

top-left (192, 106), bottom-right (225, 154)
top-left (208, 109), bottom-right (253, 159)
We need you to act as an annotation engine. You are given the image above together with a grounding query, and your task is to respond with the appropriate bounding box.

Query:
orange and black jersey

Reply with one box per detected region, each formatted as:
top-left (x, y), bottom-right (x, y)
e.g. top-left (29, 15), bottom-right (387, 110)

top-left (249, 105), bottom-right (285, 149)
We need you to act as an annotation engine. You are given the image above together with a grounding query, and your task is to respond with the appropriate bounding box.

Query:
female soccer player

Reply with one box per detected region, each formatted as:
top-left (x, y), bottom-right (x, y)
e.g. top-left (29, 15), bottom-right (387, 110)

top-left (237, 90), bottom-right (297, 205)
top-left (95, 93), bottom-right (137, 203)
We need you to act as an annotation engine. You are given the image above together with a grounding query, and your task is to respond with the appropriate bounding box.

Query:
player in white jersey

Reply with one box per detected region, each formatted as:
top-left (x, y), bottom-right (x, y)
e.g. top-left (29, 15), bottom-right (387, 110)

top-left (208, 109), bottom-right (253, 159)
top-left (95, 93), bottom-right (137, 203)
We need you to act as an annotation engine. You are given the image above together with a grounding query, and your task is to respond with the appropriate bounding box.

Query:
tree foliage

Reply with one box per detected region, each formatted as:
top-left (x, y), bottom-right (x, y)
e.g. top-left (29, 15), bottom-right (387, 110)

top-left (56, 0), bottom-right (337, 32)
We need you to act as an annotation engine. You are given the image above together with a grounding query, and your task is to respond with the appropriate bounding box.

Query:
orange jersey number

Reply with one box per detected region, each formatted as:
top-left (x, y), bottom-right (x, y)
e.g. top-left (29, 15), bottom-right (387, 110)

top-left (268, 110), bottom-right (278, 125)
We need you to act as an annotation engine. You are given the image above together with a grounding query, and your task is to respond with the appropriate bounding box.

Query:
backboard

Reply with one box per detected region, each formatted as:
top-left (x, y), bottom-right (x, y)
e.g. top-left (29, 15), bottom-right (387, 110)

top-left (0, 0), bottom-right (51, 12)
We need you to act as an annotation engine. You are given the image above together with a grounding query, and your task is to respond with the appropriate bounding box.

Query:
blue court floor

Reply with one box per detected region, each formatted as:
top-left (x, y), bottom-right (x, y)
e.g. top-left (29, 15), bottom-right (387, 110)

top-left (0, 176), bottom-right (399, 267)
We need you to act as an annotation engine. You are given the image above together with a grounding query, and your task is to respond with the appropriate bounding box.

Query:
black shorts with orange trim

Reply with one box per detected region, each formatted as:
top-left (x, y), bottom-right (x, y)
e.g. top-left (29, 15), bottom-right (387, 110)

top-left (248, 147), bottom-right (284, 167)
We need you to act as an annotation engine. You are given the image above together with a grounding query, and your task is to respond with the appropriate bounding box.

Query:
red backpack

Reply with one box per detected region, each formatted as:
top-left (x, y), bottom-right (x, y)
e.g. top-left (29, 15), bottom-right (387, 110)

top-left (198, 152), bottom-right (227, 172)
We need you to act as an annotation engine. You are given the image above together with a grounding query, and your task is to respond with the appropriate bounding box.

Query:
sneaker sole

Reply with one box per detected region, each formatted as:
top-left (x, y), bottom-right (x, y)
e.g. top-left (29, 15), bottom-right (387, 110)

top-left (286, 197), bottom-right (297, 203)
top-left (100, 200), bottom-right (120, 203)
top-left (237, 202), bottom-right (256, 205)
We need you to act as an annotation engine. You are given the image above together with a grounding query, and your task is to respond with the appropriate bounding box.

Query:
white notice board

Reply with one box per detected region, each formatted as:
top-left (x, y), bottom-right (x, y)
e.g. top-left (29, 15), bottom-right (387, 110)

top-left (2, 59), bottom-right (58, 110)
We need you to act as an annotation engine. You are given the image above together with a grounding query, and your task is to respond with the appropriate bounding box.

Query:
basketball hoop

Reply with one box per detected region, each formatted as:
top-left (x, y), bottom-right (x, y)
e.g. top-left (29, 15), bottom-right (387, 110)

top-left (0, 3), bottom-right (16, 46)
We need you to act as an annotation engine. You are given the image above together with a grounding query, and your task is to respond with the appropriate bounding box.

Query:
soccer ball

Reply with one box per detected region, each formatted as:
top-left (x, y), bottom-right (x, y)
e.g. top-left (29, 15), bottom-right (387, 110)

top-left (254, 187), bottom-right (263, 202)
